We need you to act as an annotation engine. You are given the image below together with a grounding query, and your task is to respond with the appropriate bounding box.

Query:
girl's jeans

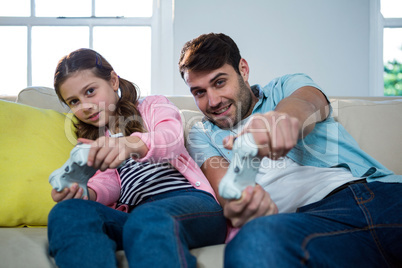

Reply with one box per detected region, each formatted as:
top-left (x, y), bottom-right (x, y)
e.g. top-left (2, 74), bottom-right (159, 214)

top-left (225, 181), bottom-right (402, 267)
top-left (48, 189), bottom-right (227, 268)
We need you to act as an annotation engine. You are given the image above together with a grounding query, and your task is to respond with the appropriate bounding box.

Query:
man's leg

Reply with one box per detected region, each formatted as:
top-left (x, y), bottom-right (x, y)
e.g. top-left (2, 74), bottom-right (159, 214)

top-left (48, 199), bottom-right (128, 268)
top-left (225, 181), bottom-right (402, 267)
top-left (123, 189), bottom-right (227, 268)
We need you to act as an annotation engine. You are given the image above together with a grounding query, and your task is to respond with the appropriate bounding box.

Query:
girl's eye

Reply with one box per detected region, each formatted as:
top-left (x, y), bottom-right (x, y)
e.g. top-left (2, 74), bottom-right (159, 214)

top-left (69, 99), bottom-right (79, 106)
top-left (86, 88), bottom-right (95, 95)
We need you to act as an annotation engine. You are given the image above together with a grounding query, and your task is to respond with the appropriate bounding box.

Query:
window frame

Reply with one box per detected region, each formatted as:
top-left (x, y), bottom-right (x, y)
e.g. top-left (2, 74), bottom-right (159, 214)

top-left (0, 0), bottom-right (174, 96)
top-left (370, 0), bottom-right (402, 96)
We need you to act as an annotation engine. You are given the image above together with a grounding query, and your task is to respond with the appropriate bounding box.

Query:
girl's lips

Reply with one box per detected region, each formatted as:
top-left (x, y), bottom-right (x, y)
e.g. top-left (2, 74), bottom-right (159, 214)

top-left (88, 112), bottom-right (100, 122)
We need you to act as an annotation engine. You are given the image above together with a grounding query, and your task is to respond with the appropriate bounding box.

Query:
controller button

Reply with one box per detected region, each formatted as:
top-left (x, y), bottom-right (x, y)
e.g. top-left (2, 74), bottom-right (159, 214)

top-left (65, 166), bottom-right (69, 172)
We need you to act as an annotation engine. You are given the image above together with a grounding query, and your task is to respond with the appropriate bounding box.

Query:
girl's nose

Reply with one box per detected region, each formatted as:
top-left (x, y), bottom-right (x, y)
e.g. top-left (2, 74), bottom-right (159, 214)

top-left (80, 102), bottom-right (96, 112)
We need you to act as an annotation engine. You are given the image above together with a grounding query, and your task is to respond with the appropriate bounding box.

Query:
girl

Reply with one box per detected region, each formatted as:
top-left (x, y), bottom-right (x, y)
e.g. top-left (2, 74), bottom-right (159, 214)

top-left (48, 48), bottom-right (227, 268)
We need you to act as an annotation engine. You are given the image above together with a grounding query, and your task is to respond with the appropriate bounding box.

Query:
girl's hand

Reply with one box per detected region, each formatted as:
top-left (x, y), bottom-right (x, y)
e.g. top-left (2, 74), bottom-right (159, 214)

top-left (51, 184), bottom-right (96, 202)
top-left (51, 183), bottom-right (88, 203)
top-left (82, 136), bottom-right (148, 171)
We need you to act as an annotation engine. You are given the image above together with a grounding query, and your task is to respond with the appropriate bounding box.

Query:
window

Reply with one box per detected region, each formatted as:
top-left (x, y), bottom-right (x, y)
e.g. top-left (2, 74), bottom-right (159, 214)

top-left (381, 0), bottom-right (402, 96)
top-left (0, 0), bottom-right (173, 97)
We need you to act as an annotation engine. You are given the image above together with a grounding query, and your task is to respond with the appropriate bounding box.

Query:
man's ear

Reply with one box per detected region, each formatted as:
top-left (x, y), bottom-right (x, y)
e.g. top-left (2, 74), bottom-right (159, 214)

top-left (110, 71), bottom-right (120, 91)
top-left (238, 58), bottom-right (250, 82)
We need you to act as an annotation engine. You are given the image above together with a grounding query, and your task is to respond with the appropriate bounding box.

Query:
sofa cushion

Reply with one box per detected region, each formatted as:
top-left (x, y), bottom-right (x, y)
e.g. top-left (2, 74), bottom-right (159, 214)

top-left (0, 227), bottom-right (225, 268)
top-left (330, 98), bottom-right (402, 175)
top-left (17, 86), bottom-right (70, 113)
top-left (0, 100), bottom-right (76, 227)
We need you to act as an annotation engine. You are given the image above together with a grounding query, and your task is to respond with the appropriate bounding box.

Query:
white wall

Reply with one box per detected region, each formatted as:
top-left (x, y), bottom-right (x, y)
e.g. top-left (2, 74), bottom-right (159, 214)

top-left (172, 0), bottom-right (371, 97)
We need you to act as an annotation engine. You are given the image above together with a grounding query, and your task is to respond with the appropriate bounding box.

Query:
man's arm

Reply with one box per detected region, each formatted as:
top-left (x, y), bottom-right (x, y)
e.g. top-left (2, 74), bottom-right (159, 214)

top-left (226, 86), bottom-right (329, 160)
top-left (201, 156), bottom-right (278, 228)
top-left (219, 86), bottom-right (328, 227)
top-left (274, 86), bottom-right (329, 137)
top-left (200, 156), bottom-right (229, 206)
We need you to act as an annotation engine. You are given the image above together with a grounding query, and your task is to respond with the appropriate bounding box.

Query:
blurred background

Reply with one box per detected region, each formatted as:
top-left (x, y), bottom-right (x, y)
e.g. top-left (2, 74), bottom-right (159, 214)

top-left (0, 0), bottom-right (401, 97)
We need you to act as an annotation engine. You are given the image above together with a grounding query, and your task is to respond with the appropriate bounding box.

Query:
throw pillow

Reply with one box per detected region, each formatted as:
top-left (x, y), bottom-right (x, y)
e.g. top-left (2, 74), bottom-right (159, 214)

top-left (0, 100), bottom-right (76, 227)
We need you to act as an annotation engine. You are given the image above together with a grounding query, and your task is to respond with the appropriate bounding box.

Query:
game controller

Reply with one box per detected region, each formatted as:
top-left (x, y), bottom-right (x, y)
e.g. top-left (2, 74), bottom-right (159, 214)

top-left (218, 133), bottom-right (261, 199)
top-left (49, 143), bottom-right (97, 198)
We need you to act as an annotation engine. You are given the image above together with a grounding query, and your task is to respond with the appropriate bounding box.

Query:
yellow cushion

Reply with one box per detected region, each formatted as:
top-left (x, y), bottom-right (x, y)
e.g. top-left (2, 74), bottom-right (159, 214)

top-left (0, 100), bottom-right (76, 227)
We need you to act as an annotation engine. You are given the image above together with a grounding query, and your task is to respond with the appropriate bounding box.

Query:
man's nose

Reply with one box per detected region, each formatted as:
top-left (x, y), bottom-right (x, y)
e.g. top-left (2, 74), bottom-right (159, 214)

top-left (207, 91), bottom-right (221, 107)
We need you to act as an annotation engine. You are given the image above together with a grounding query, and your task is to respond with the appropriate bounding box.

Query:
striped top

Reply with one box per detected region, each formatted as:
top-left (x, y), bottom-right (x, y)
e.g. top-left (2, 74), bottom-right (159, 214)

top-left (117, 158), bottom-right (193, 208)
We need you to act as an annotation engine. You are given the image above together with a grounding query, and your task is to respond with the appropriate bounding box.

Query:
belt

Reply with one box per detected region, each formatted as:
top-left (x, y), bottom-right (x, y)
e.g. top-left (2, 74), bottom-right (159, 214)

top-left (324, 179), bottom-right (367, 199)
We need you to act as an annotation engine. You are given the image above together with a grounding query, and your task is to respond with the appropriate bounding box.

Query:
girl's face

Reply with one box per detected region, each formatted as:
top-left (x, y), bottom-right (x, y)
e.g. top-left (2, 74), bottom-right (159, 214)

top-left (60, 69), bottom-right (120, 128)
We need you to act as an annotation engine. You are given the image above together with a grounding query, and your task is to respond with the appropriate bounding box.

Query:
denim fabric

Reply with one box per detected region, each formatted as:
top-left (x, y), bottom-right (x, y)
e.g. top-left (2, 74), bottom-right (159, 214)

top-left (48, 189), bottom-right (227, 268)
top-left (225, 181), bottom-right (402, 267)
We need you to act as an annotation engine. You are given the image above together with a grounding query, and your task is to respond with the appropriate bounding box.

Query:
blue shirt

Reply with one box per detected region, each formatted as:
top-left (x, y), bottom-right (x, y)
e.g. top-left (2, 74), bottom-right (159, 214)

top-left (187, 73), bottom-right (400, 183)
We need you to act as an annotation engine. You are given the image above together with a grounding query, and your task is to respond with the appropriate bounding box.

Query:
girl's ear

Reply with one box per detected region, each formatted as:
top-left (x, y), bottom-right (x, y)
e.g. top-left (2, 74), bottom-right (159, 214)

top-left (110, 71), bottom-right (120, 91)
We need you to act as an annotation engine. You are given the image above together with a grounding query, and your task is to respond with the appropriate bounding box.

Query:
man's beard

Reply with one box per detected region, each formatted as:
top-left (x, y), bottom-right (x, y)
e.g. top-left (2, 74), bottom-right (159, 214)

top-left (210, 77), bottom-right (254, 129)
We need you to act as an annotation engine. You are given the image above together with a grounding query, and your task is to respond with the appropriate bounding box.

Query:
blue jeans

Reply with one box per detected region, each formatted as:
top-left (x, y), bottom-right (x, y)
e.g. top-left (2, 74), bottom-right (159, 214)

top-left (48, 189), bottom-right (227, 268)
top-left (225, 181), bottom-right (402, 267)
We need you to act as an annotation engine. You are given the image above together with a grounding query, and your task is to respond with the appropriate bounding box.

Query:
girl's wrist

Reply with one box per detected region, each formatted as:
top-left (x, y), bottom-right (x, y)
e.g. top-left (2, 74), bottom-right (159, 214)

top-left (88, 187), bottom-right (97, 201)
top-left (126, 136), bottom-right (148, 159)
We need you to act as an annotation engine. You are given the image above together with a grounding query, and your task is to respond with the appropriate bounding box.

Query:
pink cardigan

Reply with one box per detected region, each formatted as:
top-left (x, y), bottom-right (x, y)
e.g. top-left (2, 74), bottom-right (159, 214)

top-left (87, 95), bottom-right (218, 211)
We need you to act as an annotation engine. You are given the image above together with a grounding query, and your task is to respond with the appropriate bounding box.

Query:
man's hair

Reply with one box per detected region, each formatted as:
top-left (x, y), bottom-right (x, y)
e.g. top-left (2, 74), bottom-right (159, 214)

top-left (178, 33), bottom-right (242, 79)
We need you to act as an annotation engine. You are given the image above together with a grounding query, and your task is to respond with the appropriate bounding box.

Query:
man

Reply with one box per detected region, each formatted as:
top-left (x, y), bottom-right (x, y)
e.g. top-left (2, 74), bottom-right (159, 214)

top-left (179, 33), bottom-right (402, 267)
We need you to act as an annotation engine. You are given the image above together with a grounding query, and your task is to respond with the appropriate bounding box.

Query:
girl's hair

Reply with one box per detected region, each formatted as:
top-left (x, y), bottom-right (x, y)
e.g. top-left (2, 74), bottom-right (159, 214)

top-left (54, 48), bottom-right (145, 140)
top-left (178, 33), bottom-right (242, 79)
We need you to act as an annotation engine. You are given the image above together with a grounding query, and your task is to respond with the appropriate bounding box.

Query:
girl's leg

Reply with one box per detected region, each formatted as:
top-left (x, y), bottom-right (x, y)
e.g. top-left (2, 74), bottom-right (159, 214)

top-left (123, 189), bottom-right (227, 268)
top-left (48, 199), bottom-right (128, 268)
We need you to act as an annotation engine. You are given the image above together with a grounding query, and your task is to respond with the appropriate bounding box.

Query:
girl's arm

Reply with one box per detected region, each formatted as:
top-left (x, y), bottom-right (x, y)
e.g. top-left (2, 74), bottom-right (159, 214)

top-left (85, 96), bottom-right (185, 171)
top-left (50, 168), bottom-right (120, 206)
top-left (130, 95), bottom-right (185, 163)
top-left (87, 169), bottom-right (121, 205)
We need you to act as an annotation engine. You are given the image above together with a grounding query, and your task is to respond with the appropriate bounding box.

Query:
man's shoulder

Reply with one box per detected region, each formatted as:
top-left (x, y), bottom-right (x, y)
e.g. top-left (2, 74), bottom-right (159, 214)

top-left (191, 119), bottom-right (215, 133)
top-left (257, 73), bottom-right (322, 99)
top-left (262, 73), bottom-right (313, 88)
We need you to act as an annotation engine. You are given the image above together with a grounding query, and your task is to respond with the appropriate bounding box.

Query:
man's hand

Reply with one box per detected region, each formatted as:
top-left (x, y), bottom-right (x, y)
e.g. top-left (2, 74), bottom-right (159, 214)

top-left (224, 86), bottom-right (329, 161)
top-left (223, 184), bottom-right (278, 228)
top-left (225, 111), bottom-right (300, 160)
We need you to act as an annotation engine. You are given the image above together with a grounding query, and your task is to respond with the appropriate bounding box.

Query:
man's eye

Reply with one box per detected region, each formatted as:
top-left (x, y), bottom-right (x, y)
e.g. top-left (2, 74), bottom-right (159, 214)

top-left (216, 79), bottom-right (225, 87)
top-left (193, 90), bottom-right (205, 97)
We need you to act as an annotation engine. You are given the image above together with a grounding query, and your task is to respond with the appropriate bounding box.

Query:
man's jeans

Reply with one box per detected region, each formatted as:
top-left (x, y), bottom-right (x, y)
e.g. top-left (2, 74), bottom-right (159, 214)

top-left (225, 181), bottom-right (402, 267)
top-left (48, 189), bottom-right (227, 268)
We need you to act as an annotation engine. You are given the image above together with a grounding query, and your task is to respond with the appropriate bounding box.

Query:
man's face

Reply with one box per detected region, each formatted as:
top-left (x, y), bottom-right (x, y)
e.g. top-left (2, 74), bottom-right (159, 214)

top-left (183, 62), bottom-right (257, 129)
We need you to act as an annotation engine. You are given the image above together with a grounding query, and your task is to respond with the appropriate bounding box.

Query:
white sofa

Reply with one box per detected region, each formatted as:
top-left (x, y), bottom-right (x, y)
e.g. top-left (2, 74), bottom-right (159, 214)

top-left (0, 87), bottom-right (401, 268)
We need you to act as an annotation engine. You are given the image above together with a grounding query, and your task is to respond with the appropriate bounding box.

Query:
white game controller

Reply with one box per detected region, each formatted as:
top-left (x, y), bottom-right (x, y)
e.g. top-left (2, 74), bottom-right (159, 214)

top-left (219, 133), bottom-right (261, 199)
top-left (49, 143), bottom-right (97, 198)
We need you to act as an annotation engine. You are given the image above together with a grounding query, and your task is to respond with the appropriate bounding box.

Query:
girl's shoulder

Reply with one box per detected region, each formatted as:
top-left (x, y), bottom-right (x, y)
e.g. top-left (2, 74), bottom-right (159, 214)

top-left (138, 95), bottom-right (174, 111)
top-left (139, 95), bottom-right (170, 105)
